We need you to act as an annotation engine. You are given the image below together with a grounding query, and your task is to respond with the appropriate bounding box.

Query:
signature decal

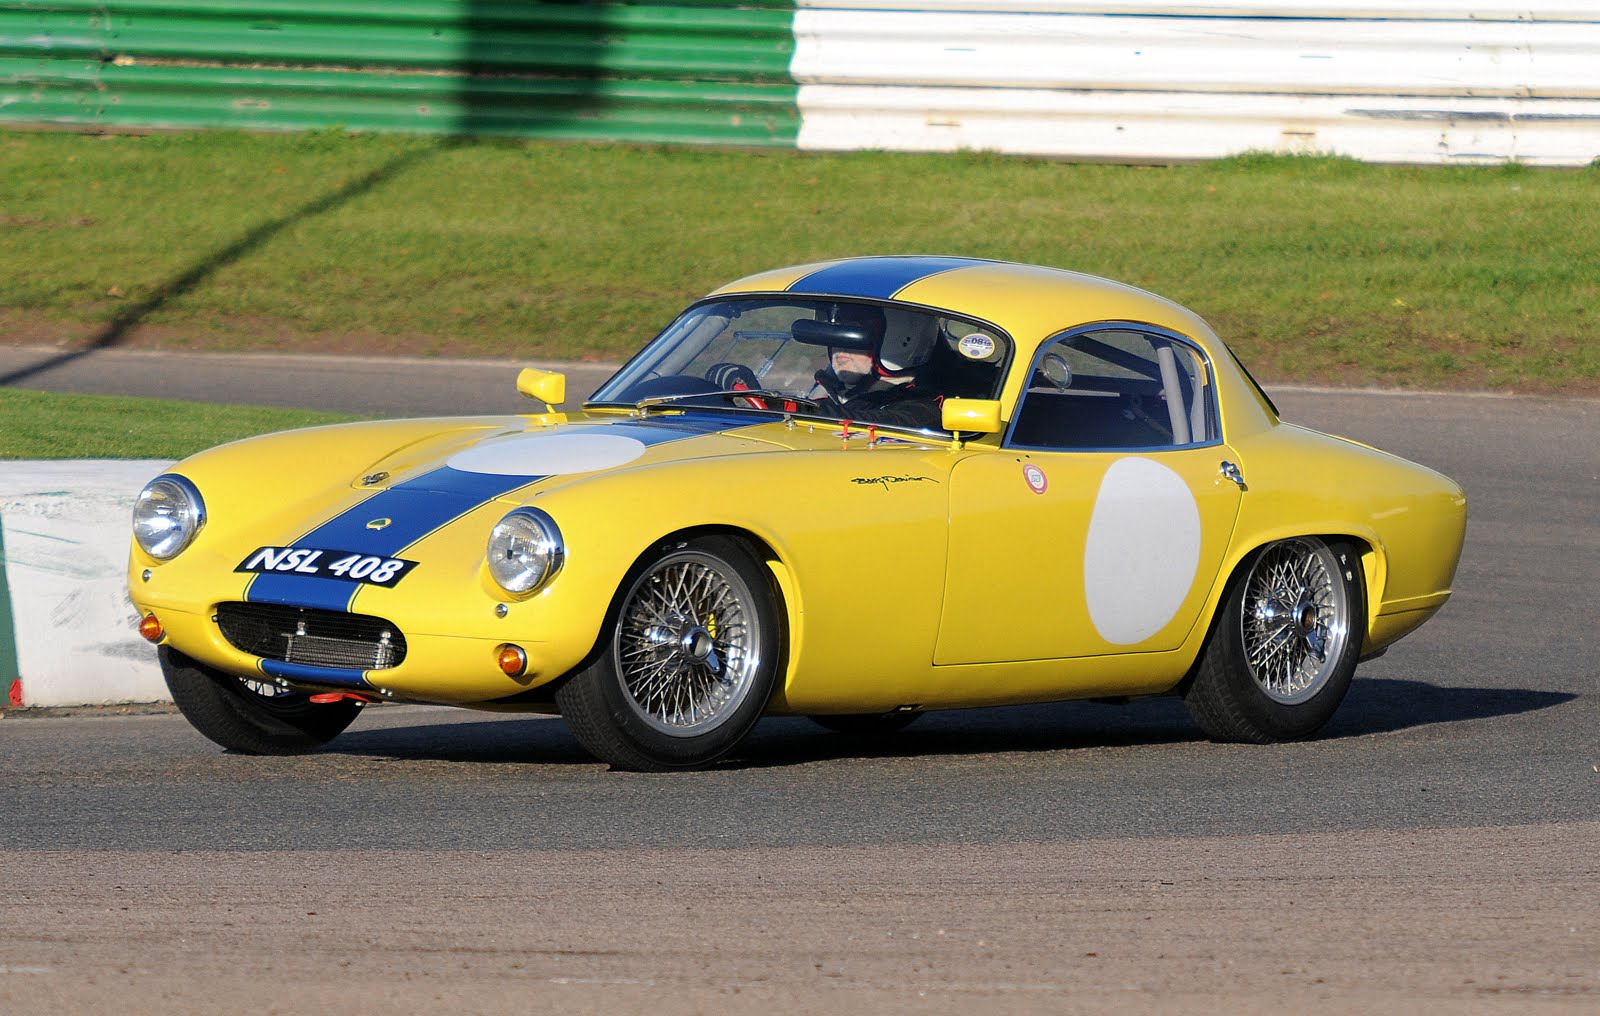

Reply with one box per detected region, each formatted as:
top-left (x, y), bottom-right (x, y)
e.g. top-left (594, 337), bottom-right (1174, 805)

top-left (236, 546), bottom-right (417, 587)
top-left (851, 474), bottom-right (938, 491)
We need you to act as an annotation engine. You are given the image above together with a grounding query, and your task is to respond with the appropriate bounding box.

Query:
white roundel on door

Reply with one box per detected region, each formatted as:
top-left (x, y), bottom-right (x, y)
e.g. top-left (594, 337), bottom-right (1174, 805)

top-left (1083, 457), bottom-right (1202, 645)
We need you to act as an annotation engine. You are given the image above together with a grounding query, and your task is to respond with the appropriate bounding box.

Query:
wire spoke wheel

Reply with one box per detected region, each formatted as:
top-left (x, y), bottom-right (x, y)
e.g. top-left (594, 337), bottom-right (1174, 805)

top-left (1183, 537), bottom-right (1364, 743)
top-left (616, 552), bottom-right (763, 735)
top-left (238, 677), bottom-right (300, 702)
top-left (556, 536), bottom-right (781, 770)
top-left (1240, 539), bottom-right (1352, 705)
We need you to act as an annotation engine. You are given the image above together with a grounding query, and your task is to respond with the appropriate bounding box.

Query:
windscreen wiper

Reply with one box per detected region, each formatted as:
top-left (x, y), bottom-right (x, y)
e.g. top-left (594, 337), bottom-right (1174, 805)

top-left (632, 390), bottom-right (824, 416)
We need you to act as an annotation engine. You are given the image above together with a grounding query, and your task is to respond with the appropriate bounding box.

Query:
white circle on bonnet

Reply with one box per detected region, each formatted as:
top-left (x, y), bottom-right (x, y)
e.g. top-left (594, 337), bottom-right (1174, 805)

top-left (447, 432), bottom-right (647, 476)
top-left (1083, 456), bottom-right (1202, 645)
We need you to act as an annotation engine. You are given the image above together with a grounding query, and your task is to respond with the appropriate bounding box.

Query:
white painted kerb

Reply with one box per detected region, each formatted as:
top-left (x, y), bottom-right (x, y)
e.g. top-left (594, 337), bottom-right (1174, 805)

top-left (0, 460), bottom-right (175, 706)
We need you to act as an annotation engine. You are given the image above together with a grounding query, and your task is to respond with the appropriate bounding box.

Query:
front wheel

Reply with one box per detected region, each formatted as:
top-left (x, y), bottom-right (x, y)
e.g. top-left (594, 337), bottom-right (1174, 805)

top-left (556, 536), bottom-right (782, 771)
top-left (1183, 537), bottom-right (1365, 743)
top-left (160, 646), bottom-right (364, 754)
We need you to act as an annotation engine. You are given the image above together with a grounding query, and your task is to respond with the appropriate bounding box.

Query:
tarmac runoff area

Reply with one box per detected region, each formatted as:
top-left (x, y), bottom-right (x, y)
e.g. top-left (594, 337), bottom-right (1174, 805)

top-left (4, 823), bottom-right (1598, 1015)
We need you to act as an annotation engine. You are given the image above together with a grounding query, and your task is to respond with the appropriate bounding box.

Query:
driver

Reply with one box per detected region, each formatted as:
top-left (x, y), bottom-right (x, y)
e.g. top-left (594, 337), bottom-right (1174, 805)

top-left (812, 303), bottom-right (942, 430)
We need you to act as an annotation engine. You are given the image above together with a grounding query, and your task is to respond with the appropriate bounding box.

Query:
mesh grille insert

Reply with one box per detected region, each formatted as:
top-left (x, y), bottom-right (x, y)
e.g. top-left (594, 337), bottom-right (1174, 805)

top-left (215, 602), bottom-right (407, 671)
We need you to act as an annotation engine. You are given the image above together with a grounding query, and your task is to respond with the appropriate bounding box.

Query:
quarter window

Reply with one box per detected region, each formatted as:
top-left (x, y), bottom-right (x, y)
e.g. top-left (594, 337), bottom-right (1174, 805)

top-left (1009, 328), bottom-right (1217, 450)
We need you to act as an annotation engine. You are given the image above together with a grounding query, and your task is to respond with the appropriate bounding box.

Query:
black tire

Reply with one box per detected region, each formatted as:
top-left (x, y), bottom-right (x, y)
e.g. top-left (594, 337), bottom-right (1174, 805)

top-left (1183, 537), bottom-right (1365, 743)
top-left (807, 711), bottom-right (922, 736)
top-left (556, 536), bottom-right (782, 771)
top-left (160, 646), bottom-right (363, 754)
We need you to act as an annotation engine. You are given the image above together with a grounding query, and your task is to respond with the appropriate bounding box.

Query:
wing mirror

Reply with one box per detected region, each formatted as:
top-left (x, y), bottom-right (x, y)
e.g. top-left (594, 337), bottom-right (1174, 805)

top-left (941, 398), bottom-right (1002, 434)
top-left (517, 368), bottom-right (567, 413)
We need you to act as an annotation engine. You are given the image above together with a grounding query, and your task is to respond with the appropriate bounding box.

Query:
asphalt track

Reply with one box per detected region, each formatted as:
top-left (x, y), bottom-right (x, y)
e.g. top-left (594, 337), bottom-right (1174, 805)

top-left (2, 346), bottom-right (1597, 1013)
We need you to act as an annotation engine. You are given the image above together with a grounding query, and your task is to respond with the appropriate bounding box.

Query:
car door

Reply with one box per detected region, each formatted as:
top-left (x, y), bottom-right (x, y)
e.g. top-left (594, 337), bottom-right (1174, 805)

top-left (936, 324), bottom-right (1244, 665)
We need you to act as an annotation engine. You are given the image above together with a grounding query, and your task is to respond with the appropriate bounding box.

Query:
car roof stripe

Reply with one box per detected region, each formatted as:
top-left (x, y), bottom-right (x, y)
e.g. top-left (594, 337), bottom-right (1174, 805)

top-left (786, 256), bottom-right (989, 300)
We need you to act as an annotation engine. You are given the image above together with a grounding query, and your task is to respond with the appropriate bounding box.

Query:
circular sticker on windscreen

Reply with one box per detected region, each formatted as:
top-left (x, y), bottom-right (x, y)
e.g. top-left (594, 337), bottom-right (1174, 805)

top-left (958, 333), bottom-right (996, 360)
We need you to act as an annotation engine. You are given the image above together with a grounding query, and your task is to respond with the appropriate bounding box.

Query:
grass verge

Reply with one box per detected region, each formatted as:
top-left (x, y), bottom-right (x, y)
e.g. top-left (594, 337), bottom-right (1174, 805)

top-left (0, 390), bottom-right (359, 460)
top-left (2, 131), bottom-right (1597, 393)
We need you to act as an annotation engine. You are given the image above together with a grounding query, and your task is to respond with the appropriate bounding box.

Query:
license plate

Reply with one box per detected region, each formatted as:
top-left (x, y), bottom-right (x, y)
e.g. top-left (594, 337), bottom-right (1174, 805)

top-left (235, 547), bottom-right (418, 587)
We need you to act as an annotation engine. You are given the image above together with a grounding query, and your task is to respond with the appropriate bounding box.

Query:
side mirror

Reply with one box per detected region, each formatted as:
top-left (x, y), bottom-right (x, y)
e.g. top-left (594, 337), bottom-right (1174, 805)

top-left (941, 398), bottom-right (1002, 434)
top-left (517, 368), bottom-right (566, 412)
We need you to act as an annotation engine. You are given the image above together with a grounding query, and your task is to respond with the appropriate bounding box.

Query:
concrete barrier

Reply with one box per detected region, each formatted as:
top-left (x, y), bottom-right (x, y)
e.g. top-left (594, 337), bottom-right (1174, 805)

top-left (0, 461), bottom-right (175, 707)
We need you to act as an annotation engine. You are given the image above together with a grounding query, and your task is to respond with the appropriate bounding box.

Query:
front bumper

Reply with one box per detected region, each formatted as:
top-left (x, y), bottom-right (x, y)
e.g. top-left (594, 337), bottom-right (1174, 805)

top-left (131, 599), bottom-right (585, 705)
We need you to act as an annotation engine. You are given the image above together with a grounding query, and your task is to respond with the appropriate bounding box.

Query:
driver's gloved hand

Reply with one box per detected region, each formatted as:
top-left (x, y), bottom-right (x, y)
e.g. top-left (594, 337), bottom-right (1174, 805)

top-left (813, 368), bottom-right (848, 404)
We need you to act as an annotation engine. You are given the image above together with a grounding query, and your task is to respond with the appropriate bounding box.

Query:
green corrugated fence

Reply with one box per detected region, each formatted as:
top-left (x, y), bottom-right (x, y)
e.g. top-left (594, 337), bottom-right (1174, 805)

top-left (0, 0), bottom-right (801, 145)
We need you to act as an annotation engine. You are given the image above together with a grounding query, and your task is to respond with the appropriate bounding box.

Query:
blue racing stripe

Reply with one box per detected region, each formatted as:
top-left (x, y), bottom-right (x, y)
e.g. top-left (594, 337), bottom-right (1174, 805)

top-left (242, 416), bottom-right (749, 612)
top-left (788, 256), bottom-right (989, 300)
top-left (559, 415), bottom-right (740, 444)
top-left (246, 466), bottom-right (536, 611)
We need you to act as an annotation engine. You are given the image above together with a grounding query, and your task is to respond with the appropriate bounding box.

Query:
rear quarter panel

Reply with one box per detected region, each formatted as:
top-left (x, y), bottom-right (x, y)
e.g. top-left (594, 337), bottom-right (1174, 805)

top-left (1230, 424), bottom-right (1467, 654)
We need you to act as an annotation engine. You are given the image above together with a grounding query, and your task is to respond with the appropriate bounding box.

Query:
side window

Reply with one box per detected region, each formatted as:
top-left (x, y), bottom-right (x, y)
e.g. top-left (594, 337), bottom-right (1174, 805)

top-left (1008, 328), bottom-right (1216, 451)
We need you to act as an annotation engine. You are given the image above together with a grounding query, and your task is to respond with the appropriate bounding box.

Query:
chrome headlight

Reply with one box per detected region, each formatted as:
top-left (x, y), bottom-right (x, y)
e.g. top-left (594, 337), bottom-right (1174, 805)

top-left (132, 474), bottom-right (206, 561)
top-left (487, 507), bottom-right (564, 595)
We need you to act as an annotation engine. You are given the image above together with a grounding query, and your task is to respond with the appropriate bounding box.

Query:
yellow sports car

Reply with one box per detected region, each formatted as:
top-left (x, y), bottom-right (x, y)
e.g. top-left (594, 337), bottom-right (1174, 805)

top-left (129, 257), bottom-right (1466, 770)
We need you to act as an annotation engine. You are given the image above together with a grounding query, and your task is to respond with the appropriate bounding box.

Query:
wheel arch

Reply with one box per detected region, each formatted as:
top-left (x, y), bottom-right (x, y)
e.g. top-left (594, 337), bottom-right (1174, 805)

top-left (1182, 529), bottom-right (1383, 691)
top-left (565, 523), bottom-right (799, 710)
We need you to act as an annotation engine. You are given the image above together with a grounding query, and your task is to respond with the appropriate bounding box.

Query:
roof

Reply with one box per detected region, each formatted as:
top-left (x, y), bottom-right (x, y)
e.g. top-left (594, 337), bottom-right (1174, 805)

top-left (709, 256), bottom-right (1220, 355)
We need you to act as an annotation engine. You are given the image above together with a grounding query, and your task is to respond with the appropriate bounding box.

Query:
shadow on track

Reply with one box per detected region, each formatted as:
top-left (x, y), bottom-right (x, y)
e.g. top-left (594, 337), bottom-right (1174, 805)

top-left (314, 678), bottom-right (1574, 769)
top-left (1321, 676), bottom-right (1575, 738)
top-left (326, 713), bottom-right (594, 766)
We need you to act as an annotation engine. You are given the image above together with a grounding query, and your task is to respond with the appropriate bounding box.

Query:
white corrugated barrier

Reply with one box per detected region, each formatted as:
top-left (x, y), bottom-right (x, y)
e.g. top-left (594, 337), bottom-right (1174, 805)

top-left (0, 461), bottom-right (174, 707)
top-left (799, 2), bottom-right (1600, 18)
top-left (793, 2), bottom-right (1600, 165)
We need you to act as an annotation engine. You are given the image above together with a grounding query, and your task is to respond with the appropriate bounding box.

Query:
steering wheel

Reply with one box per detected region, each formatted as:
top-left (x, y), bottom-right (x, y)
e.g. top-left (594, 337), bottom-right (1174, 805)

top-left (704, 363), bottom-right (762, 391)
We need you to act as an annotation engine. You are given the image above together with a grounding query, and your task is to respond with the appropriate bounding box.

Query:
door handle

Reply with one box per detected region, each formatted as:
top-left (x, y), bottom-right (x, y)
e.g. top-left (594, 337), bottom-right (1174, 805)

top-left (1219, 460), bottom-right (1247, 491)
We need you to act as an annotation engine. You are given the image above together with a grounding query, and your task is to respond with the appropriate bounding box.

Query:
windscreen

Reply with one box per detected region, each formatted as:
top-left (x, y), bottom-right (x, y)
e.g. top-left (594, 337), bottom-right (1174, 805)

top-left (589, 297), bottom-right (1010, 432)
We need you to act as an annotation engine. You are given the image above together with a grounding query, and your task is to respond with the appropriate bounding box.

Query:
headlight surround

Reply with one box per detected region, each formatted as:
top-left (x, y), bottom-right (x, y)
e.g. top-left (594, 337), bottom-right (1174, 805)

top-left (486, 507), bottom-right (564, 595)
top-left (132, 474), bottom-right (206, 561)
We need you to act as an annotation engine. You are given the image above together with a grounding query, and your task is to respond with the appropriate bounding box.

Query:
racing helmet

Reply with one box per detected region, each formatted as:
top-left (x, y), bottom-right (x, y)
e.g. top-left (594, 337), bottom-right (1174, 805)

top-left (876, 312), bottom-right (940, 379)
top-left (818, 303), bottom-right (888, 393)
top-left (820, 302), bottom-right (887, 347)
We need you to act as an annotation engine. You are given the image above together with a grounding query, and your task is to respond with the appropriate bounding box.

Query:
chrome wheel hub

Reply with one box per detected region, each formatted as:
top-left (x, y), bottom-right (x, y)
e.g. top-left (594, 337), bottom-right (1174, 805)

top-left (617, 553), bottom-right (761, 734)
top-left (643, 621), bottom-right (725, 676)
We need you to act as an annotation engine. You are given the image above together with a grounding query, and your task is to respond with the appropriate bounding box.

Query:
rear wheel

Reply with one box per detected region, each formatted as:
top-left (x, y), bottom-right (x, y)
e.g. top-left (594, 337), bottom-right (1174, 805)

top-left (556, 536), bottom-right (781, 771)
top-left (160, 646), bottom-right (363, 754)
top-left (1183, 537), bottom-right (1364, 742)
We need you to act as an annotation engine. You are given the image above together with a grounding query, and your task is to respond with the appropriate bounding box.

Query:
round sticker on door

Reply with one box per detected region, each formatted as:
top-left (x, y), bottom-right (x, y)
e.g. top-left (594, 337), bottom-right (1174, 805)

top-left (958, 333), bottom-right (996, 360)
top-left (1023, 463), bottom-right (1048, 494)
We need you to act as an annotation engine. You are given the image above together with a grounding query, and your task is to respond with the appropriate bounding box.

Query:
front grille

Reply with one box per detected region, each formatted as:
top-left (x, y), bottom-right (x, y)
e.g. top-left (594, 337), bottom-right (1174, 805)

top-left (215, 602), bottom-right (407, 671)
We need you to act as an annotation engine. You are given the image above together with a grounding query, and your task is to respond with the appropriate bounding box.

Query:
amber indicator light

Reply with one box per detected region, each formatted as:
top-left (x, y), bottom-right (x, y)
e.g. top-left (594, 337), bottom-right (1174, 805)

top-left (496, 645), bottom-right (528, 677)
